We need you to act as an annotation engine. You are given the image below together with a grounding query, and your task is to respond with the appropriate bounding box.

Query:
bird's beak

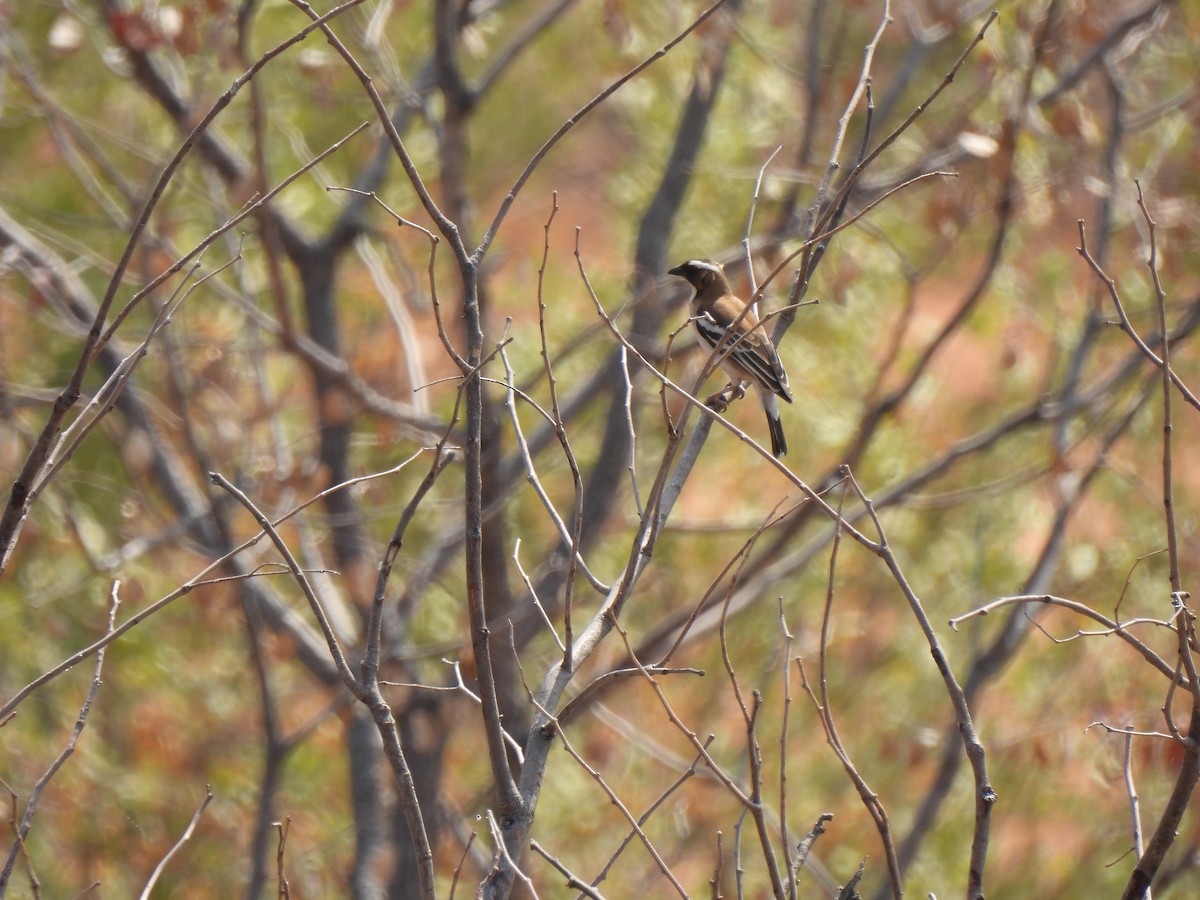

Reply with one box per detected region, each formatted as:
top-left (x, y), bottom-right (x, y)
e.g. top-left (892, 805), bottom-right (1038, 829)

top-left (667, 265), bottom-right (686, 277)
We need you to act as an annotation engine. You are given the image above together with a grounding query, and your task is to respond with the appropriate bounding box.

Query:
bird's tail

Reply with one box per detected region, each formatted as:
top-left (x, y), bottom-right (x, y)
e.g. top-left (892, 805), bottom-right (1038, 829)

top-left (767, 412), bottom-right (787, 458)
top-left (758, 388), bottom-right (787, 457)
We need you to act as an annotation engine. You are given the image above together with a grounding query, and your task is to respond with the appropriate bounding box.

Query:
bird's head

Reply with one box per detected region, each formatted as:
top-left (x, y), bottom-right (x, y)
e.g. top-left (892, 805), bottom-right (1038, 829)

top-left (668, 258), bottom-right (728, 293)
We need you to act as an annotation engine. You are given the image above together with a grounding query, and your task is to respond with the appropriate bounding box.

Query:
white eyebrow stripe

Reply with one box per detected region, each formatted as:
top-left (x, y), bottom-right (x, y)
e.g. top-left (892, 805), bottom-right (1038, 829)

top-left (686, 259), bottom-right (723, 274)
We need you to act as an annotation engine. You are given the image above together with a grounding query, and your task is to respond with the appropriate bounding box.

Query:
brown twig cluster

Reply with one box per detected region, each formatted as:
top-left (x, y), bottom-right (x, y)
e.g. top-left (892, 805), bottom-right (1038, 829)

top-left (2, 1), bottom-right (1199, 898)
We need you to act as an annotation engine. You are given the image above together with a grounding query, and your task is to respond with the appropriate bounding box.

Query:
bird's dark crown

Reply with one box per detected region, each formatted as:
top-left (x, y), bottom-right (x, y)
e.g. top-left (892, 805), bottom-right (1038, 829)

top-left (668, 258), bottom-right (727, 292)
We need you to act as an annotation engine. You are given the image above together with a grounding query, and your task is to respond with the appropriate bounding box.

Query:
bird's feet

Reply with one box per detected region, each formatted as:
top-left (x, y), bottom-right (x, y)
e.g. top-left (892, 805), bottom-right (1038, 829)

top-left (705, 381), bottom-right (744, 413)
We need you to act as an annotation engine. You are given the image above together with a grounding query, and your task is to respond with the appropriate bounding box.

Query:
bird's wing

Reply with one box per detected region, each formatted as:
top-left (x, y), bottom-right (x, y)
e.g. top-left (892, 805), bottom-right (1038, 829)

top-left (694, 311), bottom-right (793, 402)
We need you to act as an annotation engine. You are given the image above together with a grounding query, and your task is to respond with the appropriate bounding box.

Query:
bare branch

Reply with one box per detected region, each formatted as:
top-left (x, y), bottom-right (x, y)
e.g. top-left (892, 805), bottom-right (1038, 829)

top-left (0, 585), bottom-right (117, 892)
top-left (137, 786), bottom-right (214, 900)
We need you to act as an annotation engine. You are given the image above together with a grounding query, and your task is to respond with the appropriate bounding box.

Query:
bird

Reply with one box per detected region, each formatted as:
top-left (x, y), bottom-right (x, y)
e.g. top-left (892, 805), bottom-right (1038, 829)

top-left (667, 258), bottom-right (794, 457)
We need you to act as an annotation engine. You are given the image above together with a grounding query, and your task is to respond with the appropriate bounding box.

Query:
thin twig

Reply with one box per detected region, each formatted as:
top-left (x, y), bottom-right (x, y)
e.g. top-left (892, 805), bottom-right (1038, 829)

top-left (137, 786), bottom-right (214, 900)
top-left (0, 113), bottom-right (370, 572)
top-left (530, 700), bottom-right (688, 898)
top-left (810, 480), bottom-right (901, 897)
top-left (742, 146), bottom-right (783, 296)
top-left (534, 192), bottom-right (585, 669)
top-left (530, 840), bottom-right (606, 900)
top-left (1119, 182), bottom-right (1200, 900)
top-left (1124, 728), bottom-right (1147, 861)
top-left (1077, 220), bottom-right (1200, 412)
top-left (275, 818), bottom-right (292, 900)
top-left (498, 334), bottom-right (608, 595)
top-left (587, 736), bottom-right (715, 892)
top-left (949, 594), bottom-right (1181, 684)
top-left (778, 601), bottom-right (797, 898)
top-left (0, 585), bottom-right (119, 892)
top-left (844, 467), bottom-right (994, 898)
top-left (448, 829), bottom-right (477, 900)
top-left (475, 0), bottom-right (735, 261)
top-left (794, 813), bottom-right (834, 878)
top-left (210, 472), bottom-right (358, 688)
